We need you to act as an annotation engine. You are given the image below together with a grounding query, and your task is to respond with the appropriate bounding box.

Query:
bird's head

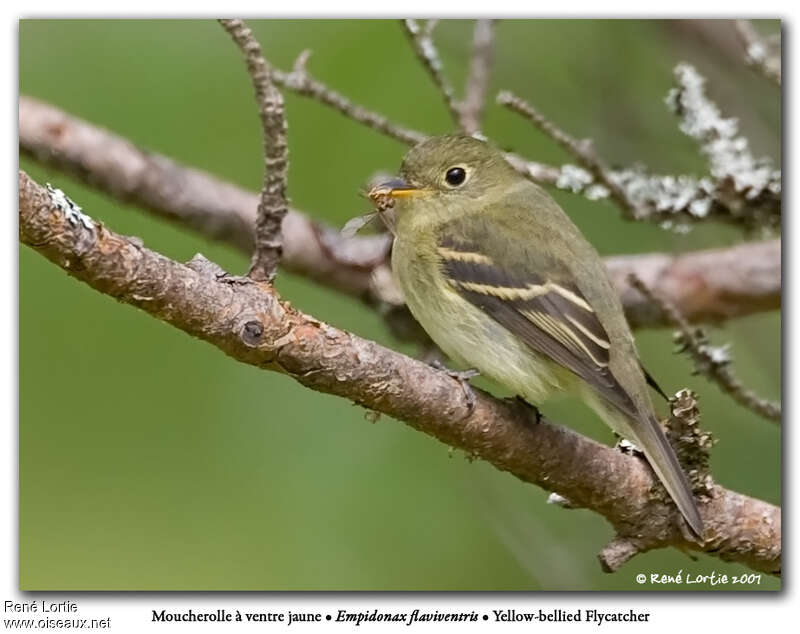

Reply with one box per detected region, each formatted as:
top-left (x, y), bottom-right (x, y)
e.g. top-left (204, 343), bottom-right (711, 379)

top-left (369, 135), bottom-right (520, 226)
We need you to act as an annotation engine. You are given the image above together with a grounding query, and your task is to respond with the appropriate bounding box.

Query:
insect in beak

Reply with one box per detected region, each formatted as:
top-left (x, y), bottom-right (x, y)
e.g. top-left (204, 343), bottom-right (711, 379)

top-left (369, 179), bottom-right (426, 199)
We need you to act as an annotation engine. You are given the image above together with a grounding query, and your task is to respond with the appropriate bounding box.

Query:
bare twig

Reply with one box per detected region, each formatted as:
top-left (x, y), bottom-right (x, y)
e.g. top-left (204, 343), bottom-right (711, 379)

top-left (735, 20), bottom-right (781, 86)
top-left (497, 90), bottom-right (642, 219)
top-left (272, 55), bottom-right (426, 146)
top-left (219, 19), bottom-right (289, 282)
top-left (401, 19), bottom-right (494, 135)
top-left (628, 274), bottom-right (781, 424)
top-left (401, 19), bottom-right (462, 127)
top-left (460, 20), bottom-right (495, 134)
top-left (18, 170), bottom-right (782, 575)
top-left (19, 96), bottom-right (781, 332)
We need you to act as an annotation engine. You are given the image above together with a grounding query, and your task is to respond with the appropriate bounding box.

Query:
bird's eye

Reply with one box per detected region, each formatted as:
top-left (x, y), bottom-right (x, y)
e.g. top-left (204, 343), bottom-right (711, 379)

top-left (444, 166), bottom-right (467, 187)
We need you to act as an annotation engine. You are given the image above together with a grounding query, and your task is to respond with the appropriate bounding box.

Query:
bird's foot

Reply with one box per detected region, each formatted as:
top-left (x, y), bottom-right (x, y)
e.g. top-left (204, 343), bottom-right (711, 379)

top-left (430, 360), bottom-right (480, 413)
top-left (506, 395), bottom-right (541, 426)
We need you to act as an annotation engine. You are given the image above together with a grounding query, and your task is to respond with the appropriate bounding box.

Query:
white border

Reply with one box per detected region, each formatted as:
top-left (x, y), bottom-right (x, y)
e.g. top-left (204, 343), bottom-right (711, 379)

top-left (5, 4), bottom-right (792, 632)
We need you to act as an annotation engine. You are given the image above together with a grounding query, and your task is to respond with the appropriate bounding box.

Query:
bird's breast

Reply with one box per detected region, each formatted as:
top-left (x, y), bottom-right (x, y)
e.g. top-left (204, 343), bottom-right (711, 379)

top-left (391, 237), bottom-right (571, 404)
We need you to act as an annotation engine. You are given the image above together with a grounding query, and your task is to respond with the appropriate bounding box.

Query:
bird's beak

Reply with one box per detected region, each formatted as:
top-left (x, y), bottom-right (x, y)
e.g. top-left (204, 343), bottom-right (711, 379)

top-left (369, 178), bottom-right (426, 200)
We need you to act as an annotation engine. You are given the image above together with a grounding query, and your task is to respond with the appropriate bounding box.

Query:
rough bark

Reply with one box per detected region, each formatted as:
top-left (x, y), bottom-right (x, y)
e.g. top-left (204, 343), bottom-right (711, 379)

top-left (220, 18), bottom-right (290, 282)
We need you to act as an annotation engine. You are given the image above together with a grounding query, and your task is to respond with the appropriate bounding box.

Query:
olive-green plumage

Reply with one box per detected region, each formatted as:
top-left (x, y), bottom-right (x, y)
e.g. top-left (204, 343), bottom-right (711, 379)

top-left (384, 135), bottom-right (703, 538)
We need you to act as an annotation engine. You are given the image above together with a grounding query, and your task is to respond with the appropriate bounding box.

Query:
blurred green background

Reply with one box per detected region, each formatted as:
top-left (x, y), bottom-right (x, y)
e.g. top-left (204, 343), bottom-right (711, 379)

top-left (19, 19), bottom-right (780, 590)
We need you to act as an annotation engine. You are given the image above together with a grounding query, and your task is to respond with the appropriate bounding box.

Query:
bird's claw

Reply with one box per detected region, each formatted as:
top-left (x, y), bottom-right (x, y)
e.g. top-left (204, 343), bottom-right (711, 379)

top-left (430, 360), bottom-right (479, 413)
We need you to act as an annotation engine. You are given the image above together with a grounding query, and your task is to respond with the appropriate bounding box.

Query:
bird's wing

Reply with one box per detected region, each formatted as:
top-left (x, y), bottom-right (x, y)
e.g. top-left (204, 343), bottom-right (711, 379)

top-left (641, 362), bottom-right (669, 401)
top-left (436, 211), bottom-right (703, 539)
top-left (436, 213), bottom-right (638, 419)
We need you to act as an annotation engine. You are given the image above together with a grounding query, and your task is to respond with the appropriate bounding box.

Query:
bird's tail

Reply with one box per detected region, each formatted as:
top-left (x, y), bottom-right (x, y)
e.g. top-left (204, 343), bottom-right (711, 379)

top-left (627, 413), bottom-right (704, 540)
top-left (585, 393), bottom-right (704, 540)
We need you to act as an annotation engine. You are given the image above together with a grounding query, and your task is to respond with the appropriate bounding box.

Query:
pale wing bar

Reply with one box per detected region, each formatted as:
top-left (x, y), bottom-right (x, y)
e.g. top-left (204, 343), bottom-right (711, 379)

top-left (436, 237), bottom-right (639, 419)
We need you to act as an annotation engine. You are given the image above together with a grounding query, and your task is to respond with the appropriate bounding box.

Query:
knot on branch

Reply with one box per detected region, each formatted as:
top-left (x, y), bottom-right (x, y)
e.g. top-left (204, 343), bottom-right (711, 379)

top-left (241, 320), bottom-right (264, 346)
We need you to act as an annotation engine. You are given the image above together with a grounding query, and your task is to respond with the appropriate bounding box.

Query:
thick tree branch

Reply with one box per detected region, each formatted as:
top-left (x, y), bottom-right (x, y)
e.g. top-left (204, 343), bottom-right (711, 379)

top-left (19, 97), bottom-right (780, 334)
top-left (606, 240), bottom-right (781, 328)
top-left (19, 170), bottom-right (780, 576)
top-left (220, 19), bottom-right (289, 282)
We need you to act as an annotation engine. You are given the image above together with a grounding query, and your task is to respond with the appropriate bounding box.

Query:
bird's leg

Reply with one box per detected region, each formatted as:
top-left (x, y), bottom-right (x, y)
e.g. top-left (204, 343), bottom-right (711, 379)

top-left (429, 360), bottom-right (480, 412)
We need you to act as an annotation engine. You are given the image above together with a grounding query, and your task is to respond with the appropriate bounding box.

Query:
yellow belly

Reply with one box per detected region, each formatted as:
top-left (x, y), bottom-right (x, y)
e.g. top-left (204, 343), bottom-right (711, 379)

top-left (392, 239), bottom-right (574, 404)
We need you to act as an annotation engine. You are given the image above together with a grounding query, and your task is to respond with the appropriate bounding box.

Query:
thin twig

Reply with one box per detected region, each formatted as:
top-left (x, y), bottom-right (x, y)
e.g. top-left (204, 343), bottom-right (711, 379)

top-left (219, 19), bottom-right (289, 282)
top-left (461, 19), bottom-right (495, 134)
top-left (628, 274), bottom-right (781, 424)
top-left (401, 19), bottom-right (462, 127)
top-left (18, 170), bottom-right (782, 576)
top-left (272, 55), bottom-right (426, 146)
top-left (497, 90), bottom-right (642, 219)
top-left (735, 20), bottom-right (781, 86)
